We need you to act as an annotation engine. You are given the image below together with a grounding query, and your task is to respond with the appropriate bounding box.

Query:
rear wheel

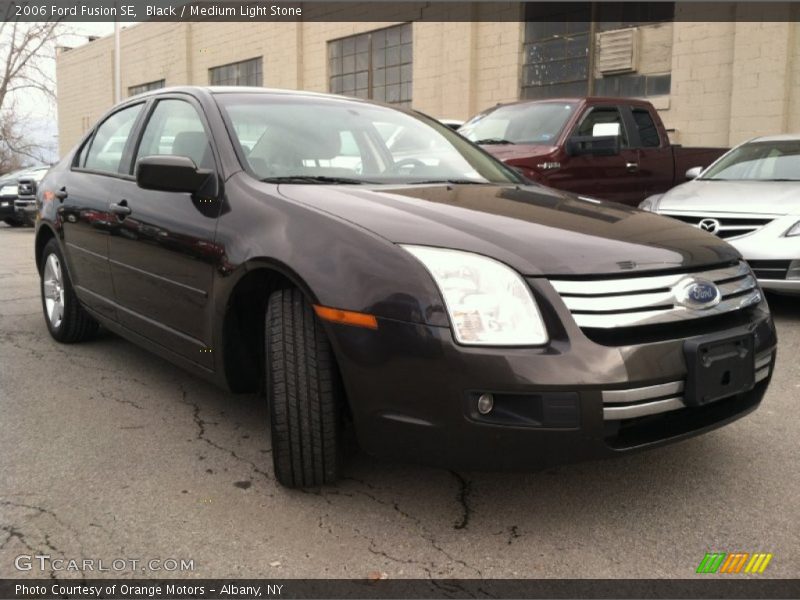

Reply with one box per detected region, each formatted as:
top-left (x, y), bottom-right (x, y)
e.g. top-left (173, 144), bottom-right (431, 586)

top-left (266, 288), bottom-right (343, 488)
top-left (40, 239), bottom-right (99, 343)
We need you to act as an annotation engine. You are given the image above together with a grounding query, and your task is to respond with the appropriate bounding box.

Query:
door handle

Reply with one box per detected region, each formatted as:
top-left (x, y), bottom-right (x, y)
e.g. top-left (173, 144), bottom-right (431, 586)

top-left (110, 200), bottom-right (131, 217)
top-left (625, 162), bottom-right (639, 173)
top-left (55, 187), bottom-right (68, 201)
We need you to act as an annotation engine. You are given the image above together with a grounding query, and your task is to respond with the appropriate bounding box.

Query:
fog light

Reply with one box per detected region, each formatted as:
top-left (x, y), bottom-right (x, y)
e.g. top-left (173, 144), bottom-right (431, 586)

top-left (788, 260), bottom-right (800, 280)
top-left (477, 393), bottom-right (494, 415)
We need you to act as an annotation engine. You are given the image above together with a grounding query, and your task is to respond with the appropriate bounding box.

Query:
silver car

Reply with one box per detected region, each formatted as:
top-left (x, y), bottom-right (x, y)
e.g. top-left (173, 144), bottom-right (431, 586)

top-left (640, 134), bottom-right (800, 294)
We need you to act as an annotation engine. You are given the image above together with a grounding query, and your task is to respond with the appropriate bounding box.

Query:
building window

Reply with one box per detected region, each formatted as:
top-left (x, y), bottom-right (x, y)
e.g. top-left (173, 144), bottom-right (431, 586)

top-left (523, 3), bottom-right (674, 100)
top-left (128, 79), bottom-right (165, 97)
top-left (328, 23), bottom-right (412, 107)
top-left (209, 57), bottom-right (263, 87)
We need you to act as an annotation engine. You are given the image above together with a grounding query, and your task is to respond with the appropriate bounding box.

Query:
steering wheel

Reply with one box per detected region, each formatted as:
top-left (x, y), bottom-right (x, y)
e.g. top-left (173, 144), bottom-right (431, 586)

top-left (387, 158), bottom-right (427, 174)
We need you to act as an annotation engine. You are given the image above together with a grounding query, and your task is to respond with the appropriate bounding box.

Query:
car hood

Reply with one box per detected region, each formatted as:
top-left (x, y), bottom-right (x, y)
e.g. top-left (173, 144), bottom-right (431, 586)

top-left (275, 183), bottom-right (739, 277)
top-left (659, 180), bottom-right (800, 215)
top-left (478, 144), bottom-right (557, 162)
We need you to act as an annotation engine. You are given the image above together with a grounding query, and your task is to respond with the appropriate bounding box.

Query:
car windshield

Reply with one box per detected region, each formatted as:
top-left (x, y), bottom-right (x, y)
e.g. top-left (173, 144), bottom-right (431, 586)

top-left (458, 102), bottom-right (577, 145)
top-left (701, 140), bottom-right (800, 181)
top-left (215, 94), bottom-right (522, 185)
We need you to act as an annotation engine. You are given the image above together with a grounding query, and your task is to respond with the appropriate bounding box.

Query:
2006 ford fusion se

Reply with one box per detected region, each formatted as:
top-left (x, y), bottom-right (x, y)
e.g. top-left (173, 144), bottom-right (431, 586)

top-left (35, 87), bottom-right (776, 487)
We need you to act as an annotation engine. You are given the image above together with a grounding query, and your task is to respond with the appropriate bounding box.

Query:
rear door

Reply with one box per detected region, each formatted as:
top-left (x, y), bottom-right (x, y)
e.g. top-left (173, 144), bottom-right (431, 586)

top-left (57, 102), bottom-right (146, 321)
top-left (548, 104), bottom-right (642, 204)
top-left (108, 95), bottom-right (222, 368)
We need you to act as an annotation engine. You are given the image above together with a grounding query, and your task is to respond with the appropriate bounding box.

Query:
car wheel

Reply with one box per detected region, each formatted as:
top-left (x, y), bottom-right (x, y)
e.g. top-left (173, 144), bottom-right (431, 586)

top-left (3, 218), bottom-right (24, 227)
top-left (40, 239), bottom-right (99, 343)
top-left (266, 288), bottom-right (343, 488)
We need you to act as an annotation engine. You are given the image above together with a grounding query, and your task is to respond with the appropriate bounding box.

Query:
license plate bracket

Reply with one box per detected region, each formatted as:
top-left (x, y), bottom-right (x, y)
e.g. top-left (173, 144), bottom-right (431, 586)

top-left (684, 331), bottom-right (755, 407)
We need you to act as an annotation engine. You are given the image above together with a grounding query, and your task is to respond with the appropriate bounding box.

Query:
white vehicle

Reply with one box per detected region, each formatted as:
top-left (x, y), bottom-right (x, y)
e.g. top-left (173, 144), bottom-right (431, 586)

top-left (640, 134), bottom-right (800, 294)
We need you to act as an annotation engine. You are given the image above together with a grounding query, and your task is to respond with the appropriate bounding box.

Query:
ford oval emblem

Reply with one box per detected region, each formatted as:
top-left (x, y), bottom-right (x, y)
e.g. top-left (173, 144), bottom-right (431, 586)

top-left (675, 278), bottom-right (721, 309)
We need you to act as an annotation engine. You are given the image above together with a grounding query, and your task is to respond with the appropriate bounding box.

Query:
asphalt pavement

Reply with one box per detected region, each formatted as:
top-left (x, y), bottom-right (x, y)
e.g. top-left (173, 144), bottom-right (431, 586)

top-left (1, 223), bottom-right (798, 580)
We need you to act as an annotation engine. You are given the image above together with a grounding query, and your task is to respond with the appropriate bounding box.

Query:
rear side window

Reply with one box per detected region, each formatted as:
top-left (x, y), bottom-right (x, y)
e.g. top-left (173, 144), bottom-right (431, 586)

top-left (631, 108), bottom-right (661, 148)
top-left (83, 104), bottom-right (143, 174)
top-left (135, 99), bottom-right (214, 170)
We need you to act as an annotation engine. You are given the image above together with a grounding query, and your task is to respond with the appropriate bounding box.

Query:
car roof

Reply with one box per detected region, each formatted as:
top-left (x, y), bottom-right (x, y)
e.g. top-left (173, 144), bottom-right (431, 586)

top-left (485, 96), bottom-right (654, 112)
top-left (748, 133), bottom-right (800, 143)
top-left (129, 85), bottom-right (364, 104)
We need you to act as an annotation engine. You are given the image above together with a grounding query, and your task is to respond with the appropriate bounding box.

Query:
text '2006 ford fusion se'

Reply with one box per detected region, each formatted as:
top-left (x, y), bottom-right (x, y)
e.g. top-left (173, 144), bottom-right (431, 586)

top-left (34, 87), bottom-right (776, 488)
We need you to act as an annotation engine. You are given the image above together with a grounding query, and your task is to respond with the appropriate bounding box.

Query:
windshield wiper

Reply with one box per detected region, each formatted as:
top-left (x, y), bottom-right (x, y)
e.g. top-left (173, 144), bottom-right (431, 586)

top-left (408, 179), bottom-right (492, 185)
top-left (260, 175), bottom-right (373, 185)
top-left (473, 138), bottom-right (515, 145)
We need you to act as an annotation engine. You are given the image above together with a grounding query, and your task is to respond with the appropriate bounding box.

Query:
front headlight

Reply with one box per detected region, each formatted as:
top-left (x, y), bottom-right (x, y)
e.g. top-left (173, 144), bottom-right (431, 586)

top-left (402, 245), bottom-right (548, 346)
top-left (639, 194), bottom-right (662, 212)
top-left (785, 221), bottom-right (800, 237)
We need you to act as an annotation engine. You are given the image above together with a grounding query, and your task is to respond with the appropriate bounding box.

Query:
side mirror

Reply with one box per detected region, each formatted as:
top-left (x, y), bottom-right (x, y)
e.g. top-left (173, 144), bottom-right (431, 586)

top-left (685, 166), bottom-right (703, 179)
top-left (566, 135), bottom-right (620, 157)
top-left (16, 177), bottom-right (37, 197)
top-left (136, 155), bottom-right (212, 194)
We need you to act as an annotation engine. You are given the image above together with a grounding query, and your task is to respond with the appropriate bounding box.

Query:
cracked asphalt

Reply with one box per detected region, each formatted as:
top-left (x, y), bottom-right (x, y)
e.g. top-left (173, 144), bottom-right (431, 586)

top-left (1, 223), bottom-right (799, 580)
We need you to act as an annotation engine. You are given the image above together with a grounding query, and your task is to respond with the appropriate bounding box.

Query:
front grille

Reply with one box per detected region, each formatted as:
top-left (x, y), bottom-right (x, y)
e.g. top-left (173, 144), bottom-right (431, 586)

top-left (664, 214), bottom-right (774, 239)
top-left (747, 259), bottom-right (791, 280)
top-left (602, 351), bottom-right (772, 420)
top-left (550, 261), bottom-right (761, 329)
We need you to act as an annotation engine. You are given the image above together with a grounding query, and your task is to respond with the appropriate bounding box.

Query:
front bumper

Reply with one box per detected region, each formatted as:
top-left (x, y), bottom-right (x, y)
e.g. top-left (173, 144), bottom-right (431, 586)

top-left (325, 282), bottom-right (776, 471)
top-left (658, 212), bottom-right (800, 295)
top-left (13, 198), bottom-right (36, 223)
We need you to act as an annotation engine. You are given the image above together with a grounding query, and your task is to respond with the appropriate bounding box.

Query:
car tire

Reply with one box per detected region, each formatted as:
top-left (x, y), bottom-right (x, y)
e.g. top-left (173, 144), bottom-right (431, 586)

top-left (266, 288), bottom-right (342, 488)
top-left (40, 239), bottom-right (99, 343)
top-left (4, 218), bottom-right (24, 227)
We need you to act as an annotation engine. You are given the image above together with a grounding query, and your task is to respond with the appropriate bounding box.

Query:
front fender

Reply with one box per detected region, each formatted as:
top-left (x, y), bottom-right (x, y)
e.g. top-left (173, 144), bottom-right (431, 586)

top-left (213, 175), bottom-right (450, 328)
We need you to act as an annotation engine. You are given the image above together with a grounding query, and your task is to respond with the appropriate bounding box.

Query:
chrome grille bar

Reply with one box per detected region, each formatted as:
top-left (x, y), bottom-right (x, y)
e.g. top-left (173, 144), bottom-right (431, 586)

top-left (602, 351), bottom-right (773, 420)
top-left (660, 212), bottom-right (776, 240)
top-left (550, 262), bottom-right (760, 329)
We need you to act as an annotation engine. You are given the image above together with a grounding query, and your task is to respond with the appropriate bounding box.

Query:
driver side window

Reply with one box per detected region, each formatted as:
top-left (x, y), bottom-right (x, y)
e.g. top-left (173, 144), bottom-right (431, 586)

top-left (135, 99), bottom-right (214, 170)
top-left (574, 107), bottom-right (629, 147)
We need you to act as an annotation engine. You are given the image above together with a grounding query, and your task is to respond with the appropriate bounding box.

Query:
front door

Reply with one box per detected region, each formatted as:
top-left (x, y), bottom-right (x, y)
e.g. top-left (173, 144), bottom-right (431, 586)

top-left (108, 97), bottom-right (222, 368)
top-left (548, 104), bottom-right (642, 204)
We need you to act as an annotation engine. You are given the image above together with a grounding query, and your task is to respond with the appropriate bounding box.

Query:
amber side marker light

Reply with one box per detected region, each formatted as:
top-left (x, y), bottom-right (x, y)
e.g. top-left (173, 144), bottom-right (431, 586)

top-left (314, 305), bottom-right (378, 330)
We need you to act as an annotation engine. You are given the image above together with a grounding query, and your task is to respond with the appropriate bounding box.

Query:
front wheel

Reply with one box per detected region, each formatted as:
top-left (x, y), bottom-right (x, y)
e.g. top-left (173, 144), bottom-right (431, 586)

top-left (266, 288), bottom-right (343, 488)
top-left (40, 239), bottom-right (99, 343)
top-left (3, 218), bottom-right (24, 227)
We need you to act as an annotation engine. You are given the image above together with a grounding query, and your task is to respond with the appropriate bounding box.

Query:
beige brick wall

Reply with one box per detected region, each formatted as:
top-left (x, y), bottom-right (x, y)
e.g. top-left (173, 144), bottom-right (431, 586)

top-left (56, 4), bottom-right (800, 156)
top-left (56, 40), bottom-right (115, 155)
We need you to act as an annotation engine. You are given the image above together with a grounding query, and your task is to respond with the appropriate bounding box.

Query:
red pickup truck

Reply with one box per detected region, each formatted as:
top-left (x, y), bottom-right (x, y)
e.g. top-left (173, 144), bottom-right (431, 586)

top-left (459, 97), bottom-right (727, 206)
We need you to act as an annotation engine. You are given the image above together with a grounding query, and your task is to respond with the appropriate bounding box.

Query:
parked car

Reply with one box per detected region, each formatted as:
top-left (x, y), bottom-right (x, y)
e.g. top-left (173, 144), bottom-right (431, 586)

top-left (641, 134), bottom-right (800, 294)
top-left (459, 97), bottom-right (727, 205)
top-left (35, 87), bottom-right (776, 488)
top-left (14, 166), bottom-right (50, 226)
top-left (0, 166), bottom-right (48, 227)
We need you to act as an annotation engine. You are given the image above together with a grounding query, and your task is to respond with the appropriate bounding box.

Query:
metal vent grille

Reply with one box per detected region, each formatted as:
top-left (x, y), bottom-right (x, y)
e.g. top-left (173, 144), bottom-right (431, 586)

top-left (663, 213), bottom-right (775, 240)
top-left (597, 28), bottom-right (639, 74)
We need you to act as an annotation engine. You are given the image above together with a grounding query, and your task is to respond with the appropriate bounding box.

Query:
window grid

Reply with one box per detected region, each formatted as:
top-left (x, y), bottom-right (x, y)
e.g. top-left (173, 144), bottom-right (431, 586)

top-left (522, 3), bottom-right (674, 100)
top-left (209, 57), bottom-right (263, 87)
top-left (328, 23), bottom-right (412, 107)
top-left (128, 79), bottom-right (165, 97)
